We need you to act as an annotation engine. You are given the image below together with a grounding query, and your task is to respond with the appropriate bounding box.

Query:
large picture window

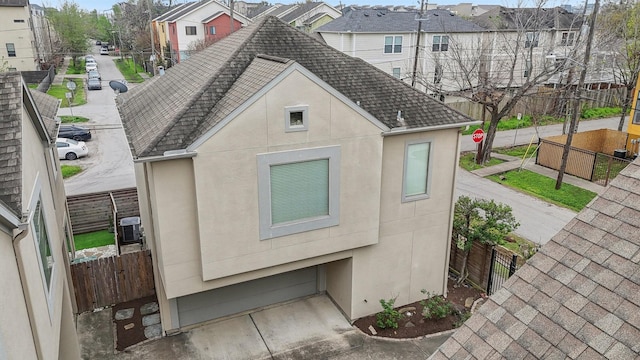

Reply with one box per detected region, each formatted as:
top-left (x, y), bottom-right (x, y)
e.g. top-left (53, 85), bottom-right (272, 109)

top-left (257, 146), bottom-right (340, 240)
top-left (402, 140), bottom-right (432, 202)
top-left (33, 198), bottom-right (54, 291)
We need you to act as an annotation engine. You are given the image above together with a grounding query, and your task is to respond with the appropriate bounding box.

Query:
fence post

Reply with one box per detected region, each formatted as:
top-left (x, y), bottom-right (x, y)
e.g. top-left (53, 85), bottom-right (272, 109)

top-left (486, 247), bottom-right (497, 295)
top-left (604, 156), bottom-right (613, 187)
top-left (509, 254), bottom-right (518, 277)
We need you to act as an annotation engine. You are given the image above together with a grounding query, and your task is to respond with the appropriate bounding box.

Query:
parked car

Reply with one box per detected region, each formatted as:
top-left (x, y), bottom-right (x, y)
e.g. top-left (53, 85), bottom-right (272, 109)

top-left (85, 59), bottom-right (97, 72)
top-left (96, 40), bottom-right (101, 45)
top-left (100, 47), bottom-right (109, 55)
top-left (87, 78), bottom-right (102, 90)
top-left (58, 125), bottom-right (91, 141)
top-left (56, 138), bottom-right (88, 160)
top-left (87, 70), bottom-right (101, 80)
top-left (85, 54), bottom-right (94, 61)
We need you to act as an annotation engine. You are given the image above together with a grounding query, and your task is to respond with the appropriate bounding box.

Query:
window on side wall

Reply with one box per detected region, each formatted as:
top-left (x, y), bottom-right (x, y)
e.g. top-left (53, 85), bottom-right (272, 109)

top-left (384, 35), bottom-right (402, 54)
top-left (185, 26), bottom-right (197, 35)
top-left (209, 26), bottom-right (216, 35)
top-left (6, 43), bottom-right (16, 57)
top-left (257, 146), bottom-right (341, 240)
top-left (402, 140), bottom-right (432, 202)
top-left (33, 198), bottom-right (55, 292)
top-left (524, 59), bottom-right (532, 78)
top-left (392, 67), bottom-right (401, 79)
top-left (560, 32), bottom-right (575, 46)
top-left (284, 105), bottom-right (308, 132)
top-left (525, 32), bottom-right (539, 48)
top-left (432, 35), bottom-right (448, 52)
top-left (434, 64), bottom-right (443, 84)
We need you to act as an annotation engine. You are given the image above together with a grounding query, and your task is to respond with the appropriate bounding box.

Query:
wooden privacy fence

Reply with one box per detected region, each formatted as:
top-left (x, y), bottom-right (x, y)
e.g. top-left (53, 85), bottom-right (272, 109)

top-left (449, 237), bottom-right (492, 290)
top-left (71, 250), bottom-right (155, 313)
top-left (67, 187), bottom-right (139, 234)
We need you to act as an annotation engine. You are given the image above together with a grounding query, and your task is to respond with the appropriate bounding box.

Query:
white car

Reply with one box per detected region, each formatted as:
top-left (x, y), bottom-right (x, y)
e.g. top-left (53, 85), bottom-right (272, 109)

top-left (56, 138), bottom-right (88, 160)
top-left (100, 47), bottom-right (109, 55)
top-left (85, 59), bottom-right (97, 72)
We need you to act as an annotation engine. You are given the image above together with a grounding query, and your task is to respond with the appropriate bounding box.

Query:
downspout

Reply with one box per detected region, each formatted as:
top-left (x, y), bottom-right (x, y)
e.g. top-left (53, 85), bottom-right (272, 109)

top-left (12, 223), bottom-right (44, 360)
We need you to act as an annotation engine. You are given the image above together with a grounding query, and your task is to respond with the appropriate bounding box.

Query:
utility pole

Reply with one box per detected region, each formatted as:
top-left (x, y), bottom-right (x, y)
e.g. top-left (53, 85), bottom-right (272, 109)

top-left (148, 0), bottom-right (157, 75)
top-left (555, 0), bottom-right (600, 190)
top-left (230, 0), bottom-right (235, 32)
top-left (411, 0), bottom-right (426, 87)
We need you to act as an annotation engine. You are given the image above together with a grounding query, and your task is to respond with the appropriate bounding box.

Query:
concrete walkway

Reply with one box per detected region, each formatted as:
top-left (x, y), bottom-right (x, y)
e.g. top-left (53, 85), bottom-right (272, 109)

top-left (77, 295), bottom-right (449, 360)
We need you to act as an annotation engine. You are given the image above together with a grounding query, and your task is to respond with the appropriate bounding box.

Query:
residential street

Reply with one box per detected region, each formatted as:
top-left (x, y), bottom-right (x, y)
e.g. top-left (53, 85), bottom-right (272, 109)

top-left (56, 47), bottom-right (136, 195)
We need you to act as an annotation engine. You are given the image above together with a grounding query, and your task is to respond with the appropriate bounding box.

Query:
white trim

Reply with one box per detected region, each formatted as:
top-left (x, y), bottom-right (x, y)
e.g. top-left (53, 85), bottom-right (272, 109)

top-left (382, 120), bottom-right (481, 136)
top-left (0, 203), bottom-right (20, 227)
top-left (284, 105), bottom-right (308, 132)
top-left (187, 62), bottom-right (389, 152)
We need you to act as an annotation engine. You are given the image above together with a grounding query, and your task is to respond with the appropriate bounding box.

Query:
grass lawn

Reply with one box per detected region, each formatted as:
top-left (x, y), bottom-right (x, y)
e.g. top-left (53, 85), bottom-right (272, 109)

top-left (61, 165), bottom-right (82, 178)
top-left (66, 58), bottom-right (85, 74)
top-left (73, 230), bottom-right (115, 251)
top-left (494, 145), bottom-right (538, 158)
top-left (488, 169), bottom-right (597, 212)
top-left (459, 153), bottom-right (504, 171)
top-left (59, 115), bottom-right (90, 123)
top-left (27, 83), bottom-right (38, 89)
top-left (47, 78), bottom-right (86, 107)
top-left (501, 234), bottom-right (539, 259)
top-left (114, 58), bottom-right (144, 83)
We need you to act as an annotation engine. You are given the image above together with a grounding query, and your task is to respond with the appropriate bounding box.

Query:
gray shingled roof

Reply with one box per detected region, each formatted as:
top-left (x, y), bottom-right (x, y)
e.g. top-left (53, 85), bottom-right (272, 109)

top-left (265, 4), bottom-right (297, 18)
top-left (280, 2), bottom-right (322, 23)
top-left (471, 6), bottom-right (582, 31)
top-left (0, 73), bottom-right (24, 216)
top-left (431, 161), bottom-right (640, 359)
top-left (201, 10), bottom-right (223, 23)
top-left (247, 4), bottom-right (273, 18)
top-left (316, 9), bottom-right (485, 33)
top-left (164, 1), bottom-right (208, 22)
top-left (304, 12), bottom-right (327, 25)
top-left (29, 89), bottom-right (60, 140)
top-left (0, 0), bottom-right (28, 6)
top-left (116, 16), bottom-right (474, 159)
top-left (154, 2), bottom-right (193, 22)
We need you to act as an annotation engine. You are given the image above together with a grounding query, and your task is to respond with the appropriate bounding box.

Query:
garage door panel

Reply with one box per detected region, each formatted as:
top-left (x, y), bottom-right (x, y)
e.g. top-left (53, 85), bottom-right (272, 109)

top-left (177, 267), bottom-right (317, 327)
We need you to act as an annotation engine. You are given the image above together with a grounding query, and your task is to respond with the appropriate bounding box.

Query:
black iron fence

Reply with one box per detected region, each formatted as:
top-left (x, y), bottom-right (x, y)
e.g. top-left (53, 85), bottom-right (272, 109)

top-left (487, 247), bottom-right (521, 295)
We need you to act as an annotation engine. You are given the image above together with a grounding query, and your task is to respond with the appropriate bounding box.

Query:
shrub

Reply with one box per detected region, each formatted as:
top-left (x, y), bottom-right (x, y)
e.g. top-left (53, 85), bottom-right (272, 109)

top-left (454, 311), bottom-right (472, 328)
top-left (581, 107), bottom-right (622, 119)
top-left (421, 291), bottom-right (453, 320)
top-left (376, 298), bottom-right (402, 329)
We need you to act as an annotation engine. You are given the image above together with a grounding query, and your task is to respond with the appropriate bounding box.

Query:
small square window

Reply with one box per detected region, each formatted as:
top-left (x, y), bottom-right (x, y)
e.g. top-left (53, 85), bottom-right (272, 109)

top-left (384, 35), bottom-right (402, 54)
top-left (392, 67), bottom-right (401, 79)
top-left (432, 35), bottom-right (449, 52)
top-left (285, 105), bottom-right (308, 132)
top-left (209, 26), bottom-right (216, 35)
top-left (185, 26), bottom-right (197, 35)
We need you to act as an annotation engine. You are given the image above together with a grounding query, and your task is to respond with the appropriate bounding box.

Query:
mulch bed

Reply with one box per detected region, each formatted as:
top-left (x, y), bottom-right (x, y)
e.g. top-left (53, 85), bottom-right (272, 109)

top-left (353, 278), bottom-right (485, 339)
top-left (112, 295), bottom-right (159, 351)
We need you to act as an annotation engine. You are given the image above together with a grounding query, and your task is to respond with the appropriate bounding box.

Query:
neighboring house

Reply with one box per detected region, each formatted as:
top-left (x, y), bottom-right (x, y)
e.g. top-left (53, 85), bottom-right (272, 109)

top-left (154, 0), bottom-right (251, 64)
top-left (315, 7), bottom-right (486, 101)
top-left (430, 160), bottom-right (640, 359)
top-left (29, 4), bottom-right (57, 70)
top-left (0, 0), bottom-right (43, 71)
top-left (117, 16), bottom-right (479, 333)
top-left (436, 3), bottom-right (497, 17)
top-left (470, 6), bottom-right (583, 89)
top-left (0, 73), bottom-right (81, 359)
top-left (241, 2), bottom-right (341, 32)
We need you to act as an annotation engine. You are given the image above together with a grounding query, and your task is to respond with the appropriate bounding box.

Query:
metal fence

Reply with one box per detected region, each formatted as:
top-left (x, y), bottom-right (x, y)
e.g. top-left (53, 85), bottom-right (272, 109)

top-left (487, 247), bottom-right (521, 295)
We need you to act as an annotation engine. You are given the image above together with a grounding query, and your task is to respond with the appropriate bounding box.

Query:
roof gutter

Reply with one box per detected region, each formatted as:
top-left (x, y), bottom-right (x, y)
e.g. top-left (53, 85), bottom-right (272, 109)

top-left (381, 120), bottom-right (481, 136)
top-left (133, 149), bottom-right (197, 163)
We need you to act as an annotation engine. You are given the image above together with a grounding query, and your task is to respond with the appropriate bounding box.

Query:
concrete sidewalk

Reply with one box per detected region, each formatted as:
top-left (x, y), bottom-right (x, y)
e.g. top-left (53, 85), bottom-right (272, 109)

top-left (77, 295), bottom-right (450, 360)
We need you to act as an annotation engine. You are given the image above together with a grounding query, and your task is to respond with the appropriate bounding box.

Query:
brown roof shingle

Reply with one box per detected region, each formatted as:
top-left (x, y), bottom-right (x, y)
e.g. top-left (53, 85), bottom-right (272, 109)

top-left (117, 16), bottom-right (475, 159)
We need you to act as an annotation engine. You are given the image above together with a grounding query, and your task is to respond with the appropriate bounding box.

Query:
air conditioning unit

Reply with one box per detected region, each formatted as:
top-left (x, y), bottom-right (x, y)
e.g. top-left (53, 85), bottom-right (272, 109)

top-left (120, 216), bottom-right (141, 244)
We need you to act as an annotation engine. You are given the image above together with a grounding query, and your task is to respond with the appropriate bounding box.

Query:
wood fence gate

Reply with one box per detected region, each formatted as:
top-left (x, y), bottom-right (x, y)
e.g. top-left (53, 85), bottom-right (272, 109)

top-left (71, 250), bottom-right (155, 313)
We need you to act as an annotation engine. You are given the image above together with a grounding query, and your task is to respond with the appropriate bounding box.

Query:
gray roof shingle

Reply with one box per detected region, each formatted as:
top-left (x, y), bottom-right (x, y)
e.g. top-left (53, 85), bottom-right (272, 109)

top-left (471, 6), bottom-right (582, 31)
top-left (164, 1), bottom-right (208, 22)
top-left (0, 73), bottom-right (24, 215)
top-left (117, 16), bottom-right (475, 159)
top-left (154, 2), bottom-right (193, 22)
top-left (280, 2), bottom-right (322, 23)
top-left (431, 159), bottom-right (640, 359)
top-left (29, 89), bottom-right (60, 139)
top-left (316, 8), bottom-right (485, 33)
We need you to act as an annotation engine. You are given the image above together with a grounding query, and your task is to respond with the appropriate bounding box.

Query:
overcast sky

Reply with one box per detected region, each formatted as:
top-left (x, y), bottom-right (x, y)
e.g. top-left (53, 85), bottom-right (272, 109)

top-left (40, 0), bottom-right (585, 14)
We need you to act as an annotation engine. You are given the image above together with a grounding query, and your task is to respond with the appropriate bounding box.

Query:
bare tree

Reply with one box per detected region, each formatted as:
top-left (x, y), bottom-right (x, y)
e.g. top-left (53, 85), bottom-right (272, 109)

top-left (416, 3), bottom-right (583, 164)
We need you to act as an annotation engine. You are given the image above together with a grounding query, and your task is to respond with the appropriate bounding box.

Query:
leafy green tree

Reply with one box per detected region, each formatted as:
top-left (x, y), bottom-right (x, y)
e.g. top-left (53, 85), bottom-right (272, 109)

top-left (452, 196), bottom-right (519, 285)
top-left (87, 10), bottom-right (115, 44)
top-left (47, 1), bottom-right (89, 67)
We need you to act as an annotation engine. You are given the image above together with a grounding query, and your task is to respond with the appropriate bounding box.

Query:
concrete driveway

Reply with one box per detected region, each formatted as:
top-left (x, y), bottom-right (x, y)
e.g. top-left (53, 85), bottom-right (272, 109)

top-left (56, 46), bottom-right (136, 195)
top-left (77, 295), bottom-right (449, 360)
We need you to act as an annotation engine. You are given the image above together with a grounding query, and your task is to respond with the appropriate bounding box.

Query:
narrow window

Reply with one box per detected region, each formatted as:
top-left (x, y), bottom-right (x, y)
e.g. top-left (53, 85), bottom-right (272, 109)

top-left (402, 140), bottom-right (431, 202)
top-left (434, 64), bottom-right (443, 84)
top-left (524, 59), bottom-right (532, 78)
top-left (392, 67), bottom-right (401, 79)
top-left (209, 26), bottom-right (216, 35)
top-left (6, 43), bottom-right (16, 57)
top-left (33, 199), bottom-right (54, 290)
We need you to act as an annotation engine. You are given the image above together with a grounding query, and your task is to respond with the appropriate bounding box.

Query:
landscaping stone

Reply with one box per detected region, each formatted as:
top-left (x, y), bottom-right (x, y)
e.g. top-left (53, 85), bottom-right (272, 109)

top-left (115, 308), bottom-right (135, 320)
top-left (405, 321), bottom-right (415, 328)
top-left (398, 306), bottom-right (416, 313)
top-left (465, 297), bottom-right (475, 308)
top-left (124, 323), bottom-right (135, 330)
top-left (144, 324), bottom-right (162, 339)
top-left (368, 325), bottom-right (377, 335)
top-left (140, 302), bottom-right (159, 315)
top-left (142, 313), bottom-right (160, 326)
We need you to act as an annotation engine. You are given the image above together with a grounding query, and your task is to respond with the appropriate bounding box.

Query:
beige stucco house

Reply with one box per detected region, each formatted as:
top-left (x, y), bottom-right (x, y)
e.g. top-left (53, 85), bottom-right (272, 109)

top-left (0, 73), bottom-right (80, 359)
top-left (117, 16), bottom-right (479, 333)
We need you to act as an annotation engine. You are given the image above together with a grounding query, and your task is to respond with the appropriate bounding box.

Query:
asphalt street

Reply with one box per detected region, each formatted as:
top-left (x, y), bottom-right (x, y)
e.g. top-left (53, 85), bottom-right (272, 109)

top-left (57, 45), bottom-right (136, 195)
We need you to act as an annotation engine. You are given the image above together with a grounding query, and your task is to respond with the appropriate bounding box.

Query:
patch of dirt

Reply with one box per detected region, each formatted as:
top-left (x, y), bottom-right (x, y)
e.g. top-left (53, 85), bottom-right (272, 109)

top-left (112, 295), bottom-right (159, 351)
top-left (353, 278), bottom-right (485, 339)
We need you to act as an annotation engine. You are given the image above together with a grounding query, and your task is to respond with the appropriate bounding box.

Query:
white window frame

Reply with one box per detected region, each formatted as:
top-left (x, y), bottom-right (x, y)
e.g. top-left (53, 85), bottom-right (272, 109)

top-left (432, 35), bottom-right (449, 52)
top-left (257, 146), bottom-right (341, 240)
top-left (525, 32), bottom-right (539, 48)
top-left (402, 139), bottom-right (433, 202)
top-left (392, 67), bottom-right (401, 79)
top-left (284, 105), bottom-right (308, 132)
top-left (560, 31), bottom-right (575, 46)
top-left (384, 35), bottom-right (402, 54)
top-left (6, 43), bottom-right (16, 57)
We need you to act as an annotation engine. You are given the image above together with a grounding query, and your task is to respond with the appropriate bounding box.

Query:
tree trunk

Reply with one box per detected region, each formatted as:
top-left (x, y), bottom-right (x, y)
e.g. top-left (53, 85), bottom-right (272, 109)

top-left (620, 86), bottom-right (634, 131)
top-left (480, 111), bottom-right (500, 164)
top-left (456, 249), bottom-right (470, 286)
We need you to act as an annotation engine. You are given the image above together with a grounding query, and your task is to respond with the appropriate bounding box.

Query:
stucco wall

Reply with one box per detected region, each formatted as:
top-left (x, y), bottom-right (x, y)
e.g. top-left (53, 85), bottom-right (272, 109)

top-left (0, 6), bottom-right (37, 71)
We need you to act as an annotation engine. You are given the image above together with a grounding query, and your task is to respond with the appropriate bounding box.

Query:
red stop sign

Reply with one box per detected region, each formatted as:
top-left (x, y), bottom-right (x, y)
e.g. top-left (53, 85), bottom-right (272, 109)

top-left (472, 129), bottom-right (485, 143)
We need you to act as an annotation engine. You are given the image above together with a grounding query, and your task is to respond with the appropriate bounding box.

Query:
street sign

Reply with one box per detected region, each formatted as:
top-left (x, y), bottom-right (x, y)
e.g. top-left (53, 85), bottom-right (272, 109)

top-left (472, 128), bottom-right (485, 143)
top-left (65, 92), bottom-right (72, 99)
top-left (66, 81), bottom-right (76, 91)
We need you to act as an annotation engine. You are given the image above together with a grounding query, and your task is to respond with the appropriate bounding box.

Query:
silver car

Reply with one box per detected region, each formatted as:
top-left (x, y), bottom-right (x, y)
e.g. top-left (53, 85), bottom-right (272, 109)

top-left (87, 78), bottom-right (102, 90)
top-left (87, 70), bottom-right (101, 80)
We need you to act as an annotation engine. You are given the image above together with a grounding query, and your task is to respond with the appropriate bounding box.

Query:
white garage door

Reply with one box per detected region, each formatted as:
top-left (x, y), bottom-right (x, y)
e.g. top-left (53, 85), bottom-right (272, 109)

top-left (177, 266), bottom-right (318, 327)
